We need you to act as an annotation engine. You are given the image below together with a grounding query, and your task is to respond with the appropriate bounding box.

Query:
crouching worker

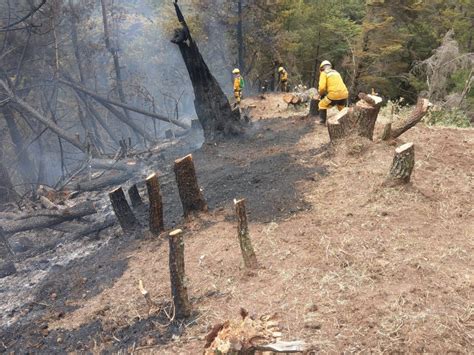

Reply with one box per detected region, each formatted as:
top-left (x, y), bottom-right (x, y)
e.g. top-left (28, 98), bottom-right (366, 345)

top-left (317, 60), bottom-right (348, 125)
top-left (233, 68), bottom-right (244, 105)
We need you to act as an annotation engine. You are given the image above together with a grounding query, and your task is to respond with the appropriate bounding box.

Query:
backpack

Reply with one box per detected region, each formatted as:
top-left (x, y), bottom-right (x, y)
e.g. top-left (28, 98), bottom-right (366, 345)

top-left (240, 77), bottom-right (245, 89)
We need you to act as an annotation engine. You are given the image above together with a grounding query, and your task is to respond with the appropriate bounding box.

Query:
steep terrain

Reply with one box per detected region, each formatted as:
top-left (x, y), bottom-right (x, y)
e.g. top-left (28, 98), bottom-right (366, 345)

top-left (1, 93), bottom-right (473, 353)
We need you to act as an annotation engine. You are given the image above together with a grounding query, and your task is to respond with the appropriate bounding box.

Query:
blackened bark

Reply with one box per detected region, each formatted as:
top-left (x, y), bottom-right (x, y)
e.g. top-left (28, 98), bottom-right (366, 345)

top-left (171, 2), bottom-right (243, 141)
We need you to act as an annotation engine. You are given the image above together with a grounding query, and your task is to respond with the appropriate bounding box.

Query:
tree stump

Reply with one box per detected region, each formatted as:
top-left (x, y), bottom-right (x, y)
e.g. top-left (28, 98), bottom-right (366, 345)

top-left (384, 142), bottom-right (415, 186)
top-left (146, 173), bottom-right (164, 234)
top-left (309, 98), bottom-right (319, 117)
top-left (234, 199), bottom-right (258, 269)
top-left (127, 184), bottom-right (144, 208)
top-left (168, 229), bottom-right (191, 319)
top-left (390, 98), bottom-right (431, 139)
top-left (327, 94), bottom-right (382, 142)
top-left (174, 154), bottom-right (208, 217)
top-left (109, 187), bottom-right (139, 232)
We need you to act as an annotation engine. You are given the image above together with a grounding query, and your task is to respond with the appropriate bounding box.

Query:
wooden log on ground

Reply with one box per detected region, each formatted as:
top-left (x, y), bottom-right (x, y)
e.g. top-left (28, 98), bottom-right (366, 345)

top-left (72, 170), bottom-right (133, 192)
top-left (69, 216), bottom-right (116, 240)
top-left (2, 201), bottom-right (97, 235)
top-left (168, 229), bottom-right (191, 319)
top-left (384, 142), bottom-right (415, 187)
top-left (327, 93), bottom-right (382, 142)
top-left (390, 98), bottom-right (431, 139)
top-left (174, 154), bottom-right (208, 217)
top-left (127, 184), bottom-right (144, 208)
top-left (146, 173), bottom-right (164, 234)
top-left (109, 187), bottom-right (139, 232)
top-left (234, 198), bottom-right (258, 269)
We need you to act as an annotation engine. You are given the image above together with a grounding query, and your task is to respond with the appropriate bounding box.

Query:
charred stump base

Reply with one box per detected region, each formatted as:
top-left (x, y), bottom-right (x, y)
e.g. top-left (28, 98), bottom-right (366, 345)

top-left (309, 98), bottom-right (320, 117)
top-left (174, 154), bottom-right (208, 217)
top-left (384, 142), bottom-right (415, 187)
top-left (146, 173), bottom-right (164, 234)
top-left (168, 229), bottom-right (191, 319)
top-left (327, 94), bottom-right (382, 142)
top-left (109, 187), bottom-right (139, 232)
top-left (234, 199), bottom-right (258, 269)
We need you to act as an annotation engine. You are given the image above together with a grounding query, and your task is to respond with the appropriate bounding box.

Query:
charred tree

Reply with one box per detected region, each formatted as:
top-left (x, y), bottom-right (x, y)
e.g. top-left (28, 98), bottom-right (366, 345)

top-left (174, 154), bottom-right (208, 217)
top-left (0, 161), bottom-right (17, 206)
top-left (168, 229), bottom-right (191, 319)
top-left (109, 187), bottom-right (139, 232)
top-left (127, 184), bottom-right (144, 208)
top-left (327, 93), bottom-right (382, 142)
top-left (234, 198), bottom-right (258, 269)
top-left (171, 1), bottom-right (243, 140)
top-left (146, 173), bottom-right (164, 234)
top-left (384, 142), bottom-right (415, 187)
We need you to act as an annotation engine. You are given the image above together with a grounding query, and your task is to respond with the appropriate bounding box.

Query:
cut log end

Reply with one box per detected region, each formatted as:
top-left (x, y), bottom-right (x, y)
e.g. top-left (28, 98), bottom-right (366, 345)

top-left (169, 229), bottom-right (183, 237)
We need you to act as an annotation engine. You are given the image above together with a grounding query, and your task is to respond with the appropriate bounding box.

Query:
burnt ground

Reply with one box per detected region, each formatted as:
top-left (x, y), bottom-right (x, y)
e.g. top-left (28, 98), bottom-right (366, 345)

top-left (1, 93), bottom-right (473, 353)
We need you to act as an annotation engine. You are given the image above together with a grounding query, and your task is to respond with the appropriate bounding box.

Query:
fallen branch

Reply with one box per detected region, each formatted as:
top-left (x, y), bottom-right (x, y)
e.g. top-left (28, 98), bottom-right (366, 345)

top-left (69, 216), bottom-right (116, 240)
top-left (71, 170), bottom-right (133, 192)
top-left (2, 201), bottom-right (97, 235)
top-left (390, 98), bottom-right (431, 139)
top-left (60, 79), bottom-right (189, 129)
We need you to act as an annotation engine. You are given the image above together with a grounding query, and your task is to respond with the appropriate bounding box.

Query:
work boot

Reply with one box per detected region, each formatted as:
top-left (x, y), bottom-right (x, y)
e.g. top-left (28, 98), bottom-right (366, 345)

top-left (318, 109), bottom-right (327, 125)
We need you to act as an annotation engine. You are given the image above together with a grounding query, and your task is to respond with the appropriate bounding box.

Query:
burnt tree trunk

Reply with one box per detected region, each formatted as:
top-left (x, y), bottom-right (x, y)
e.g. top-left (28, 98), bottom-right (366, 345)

top-left (327, 93), bottom-right (382, 142)
top-left (390, 98), bottom-right (431, 139)
top-left (109, 187), bottom-right (139, 232)
top-left (171, 1), bottom-right (243, 140)
top-left (127, 184), bottom-right (143, 208)
top-left (234, 198), bottom-right (258, 269)
top-left (384, 142), bottom-right (415, 187)
top-left (168, 229), bottom-right (191, 319)
top-left (146, 173), bottom-right (164, 234)
top-left (174, 154), bottom-right (208, 217)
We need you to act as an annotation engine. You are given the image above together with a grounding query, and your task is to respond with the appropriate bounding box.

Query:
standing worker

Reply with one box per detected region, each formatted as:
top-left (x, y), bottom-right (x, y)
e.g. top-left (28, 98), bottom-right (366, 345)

top-left (317, 60), bottom-right (348, 125)
top-left (233, 68), bottom-right (244, 105)
top-left (278, 66), bottom-right (289, 92)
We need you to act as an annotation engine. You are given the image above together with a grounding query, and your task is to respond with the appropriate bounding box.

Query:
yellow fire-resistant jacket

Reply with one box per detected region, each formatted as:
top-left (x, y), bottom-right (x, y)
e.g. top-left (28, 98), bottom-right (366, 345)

top-left (318, 69), bottom-right (348, 100)
top-left (234, 76), bottom-right (242, 92)
top-left (280, 70), bottom-right (288, 82)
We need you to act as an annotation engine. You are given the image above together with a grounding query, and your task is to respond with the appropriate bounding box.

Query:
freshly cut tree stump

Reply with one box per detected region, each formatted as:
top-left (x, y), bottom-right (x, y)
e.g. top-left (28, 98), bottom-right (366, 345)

top-left (127, 184), bottom-right (143, 208)
top-left (327, 93), bottom-right (382, 142)
top-left (109, 187), bottom-right (139, 232)
top-left (234, 199), bottom-right (258, 269)
top-left (174, 154), bottom-right (208, 217)
top-left (146, 173), bottom-right (164, 234)
top-left (168, 229), bottom-right (191, 319)
top-left (390, 98), bottom-right (431, 139)
top-left (384, 142), bottom-right (415, 186)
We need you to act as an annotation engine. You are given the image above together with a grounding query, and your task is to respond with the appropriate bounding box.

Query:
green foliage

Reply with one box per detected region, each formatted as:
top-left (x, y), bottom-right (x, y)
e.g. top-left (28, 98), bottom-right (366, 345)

top-left (427, 108), bottom-right (471, 128)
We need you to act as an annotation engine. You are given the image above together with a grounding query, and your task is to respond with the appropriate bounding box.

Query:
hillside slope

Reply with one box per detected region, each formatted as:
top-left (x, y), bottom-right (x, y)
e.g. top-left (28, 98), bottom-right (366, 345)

top-left (1, 94), bottom-right (473, 353)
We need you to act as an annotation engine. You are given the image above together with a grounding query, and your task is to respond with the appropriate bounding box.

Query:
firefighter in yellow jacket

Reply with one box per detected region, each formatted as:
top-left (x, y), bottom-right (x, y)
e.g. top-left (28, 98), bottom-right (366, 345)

top-left (317, 60), bottom-right (348, 125)
top-left (233, 68), bottom-right (244, 105)
top-left (278, 66), bottom-right (289, 92)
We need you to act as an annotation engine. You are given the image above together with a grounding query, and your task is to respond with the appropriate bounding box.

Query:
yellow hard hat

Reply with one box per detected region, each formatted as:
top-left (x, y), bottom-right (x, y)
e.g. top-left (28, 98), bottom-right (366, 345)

top-left (232, 68), bottom-right (240, 74)
top-left (278, 67), bottom-right (284, 72)
top-left (320, 60), bottom-right (332, 69)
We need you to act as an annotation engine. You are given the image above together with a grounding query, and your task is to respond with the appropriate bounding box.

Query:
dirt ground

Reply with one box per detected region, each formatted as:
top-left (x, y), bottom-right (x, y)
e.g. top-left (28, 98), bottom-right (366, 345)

top-left (1, 93), bottom-right (473, 353)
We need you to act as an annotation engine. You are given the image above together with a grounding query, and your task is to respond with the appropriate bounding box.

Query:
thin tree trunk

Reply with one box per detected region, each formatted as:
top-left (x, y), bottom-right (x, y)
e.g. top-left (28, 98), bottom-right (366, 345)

top-left (109, 187), bottom-right (139, 232)
top-left (234, 198), bottom-right (258, 269)
top-left (168, 229), bottom-right (191, 319)
top-left (146, 173), bottom-right (164, 234)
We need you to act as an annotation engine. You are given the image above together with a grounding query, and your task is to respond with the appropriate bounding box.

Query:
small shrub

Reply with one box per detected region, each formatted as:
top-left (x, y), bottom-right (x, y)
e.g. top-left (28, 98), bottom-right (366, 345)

top-left (426, 108), bottom-right (471, 128)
